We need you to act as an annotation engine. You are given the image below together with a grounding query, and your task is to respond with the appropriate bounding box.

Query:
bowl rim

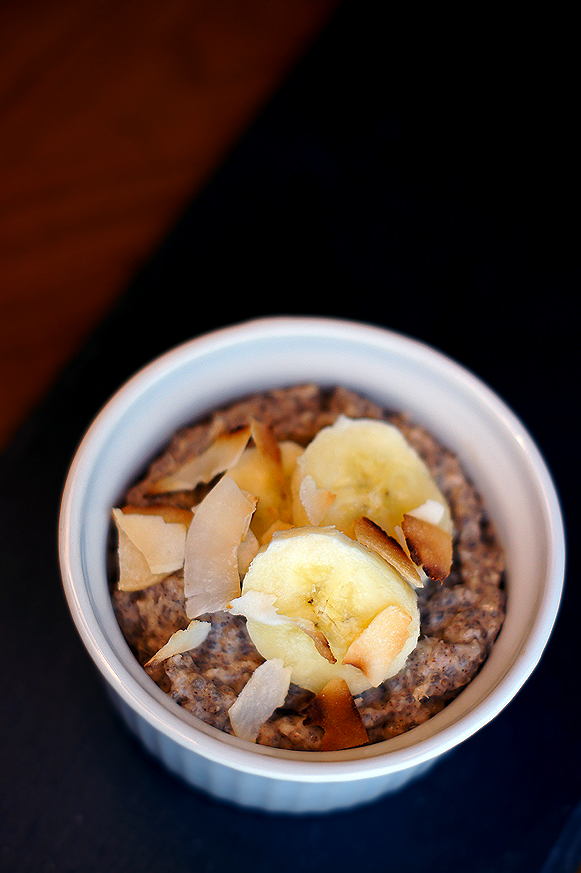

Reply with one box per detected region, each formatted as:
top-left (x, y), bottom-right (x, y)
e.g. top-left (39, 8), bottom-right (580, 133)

top-left (59, 315), bottom-right (566, 782)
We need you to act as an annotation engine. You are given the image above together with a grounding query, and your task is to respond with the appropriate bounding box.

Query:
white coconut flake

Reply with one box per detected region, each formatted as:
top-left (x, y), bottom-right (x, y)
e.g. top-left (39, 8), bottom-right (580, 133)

top-left (299, 474), bottom-right (336, 525)
top-left (145, 620), bottom-right (211, 666)
top-left (228, 589), bottom-right (291, 626)
top-left (184, 474), bottom-right (257, 617)
top-left (407, 499), bottom-right (445, 526)
top-left (394, 524), bottom-right (407, 551)
top-left (228, 659), bottom-right (292, 742)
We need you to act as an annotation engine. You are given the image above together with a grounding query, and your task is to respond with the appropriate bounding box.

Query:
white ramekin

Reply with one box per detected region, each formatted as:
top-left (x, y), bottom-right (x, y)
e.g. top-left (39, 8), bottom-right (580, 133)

top-left (58, 316), bottom-right (565, 814)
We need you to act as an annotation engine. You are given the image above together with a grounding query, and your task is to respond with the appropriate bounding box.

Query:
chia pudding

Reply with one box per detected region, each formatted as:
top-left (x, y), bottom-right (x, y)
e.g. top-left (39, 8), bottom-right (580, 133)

top-left (111, 385), bottom-right (506, 750)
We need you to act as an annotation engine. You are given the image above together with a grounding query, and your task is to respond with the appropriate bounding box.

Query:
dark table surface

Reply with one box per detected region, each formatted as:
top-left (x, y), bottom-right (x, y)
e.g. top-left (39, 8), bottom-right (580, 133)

top-left (1, 4), bottom-right (578, 871)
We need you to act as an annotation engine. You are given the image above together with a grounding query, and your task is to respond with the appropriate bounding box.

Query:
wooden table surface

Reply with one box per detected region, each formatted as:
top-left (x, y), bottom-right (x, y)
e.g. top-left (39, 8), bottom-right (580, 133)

top-left (0, 0), bottom-right (340, 451)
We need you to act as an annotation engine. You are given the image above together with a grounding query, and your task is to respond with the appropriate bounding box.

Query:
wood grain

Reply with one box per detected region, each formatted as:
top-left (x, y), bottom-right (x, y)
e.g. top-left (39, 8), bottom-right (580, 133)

top-left (0, 0), bottom-right (340, 450)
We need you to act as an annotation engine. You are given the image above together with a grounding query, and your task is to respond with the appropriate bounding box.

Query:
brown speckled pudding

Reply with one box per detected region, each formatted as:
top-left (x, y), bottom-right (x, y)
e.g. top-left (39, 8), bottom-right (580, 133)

top-left (111, 385), bottom-right (506, 750)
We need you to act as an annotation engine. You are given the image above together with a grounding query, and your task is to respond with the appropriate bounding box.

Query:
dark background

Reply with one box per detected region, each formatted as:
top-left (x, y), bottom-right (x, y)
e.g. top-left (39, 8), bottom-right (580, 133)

top-left (1, 3), bottom-right (578, 871)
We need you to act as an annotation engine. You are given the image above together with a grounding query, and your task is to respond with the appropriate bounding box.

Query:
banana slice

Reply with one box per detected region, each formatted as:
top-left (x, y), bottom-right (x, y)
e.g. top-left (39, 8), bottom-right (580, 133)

top-left (291, 416), bottom-right (452, 540)
top-left (240, 526), bottom-right (420, 695)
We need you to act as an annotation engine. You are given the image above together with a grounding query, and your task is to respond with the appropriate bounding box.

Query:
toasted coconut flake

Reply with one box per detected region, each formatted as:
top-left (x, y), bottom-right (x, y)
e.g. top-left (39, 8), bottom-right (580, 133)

top-left (150, 426), bottom-right (251, 493)
top-left (228, 432), bottom-right (298, 541)
top-left (293, 618), bottom-right (337, 664)
top-left (250, 418), bottom-right (282, 470)
top-left (402, 513), bottom-right (453, 582)
top-left (303, 677), bottom-right (368, 751)
top-left (250, 418), bottom-right (286, 506)
top-left (280, 439), bottom-right (304, 474)
top-left (353, 516), bottom-right (422, 587)
top-left (342, 604), bottom-right (412, 686)
top-left (145, 620), bottom-right (211, 666)
top-left (228, 658), bottom-right (292, 742)
top-left (229, 447), bottom-right (280, 536)
top-left (298, 474), bottom-right (336, 525)
top-left (395, 523), bottom-right (429, 585)
top-left (184, 474), bottom-right (257, 617)
top-left (112, 508), bottom-right (187, 591)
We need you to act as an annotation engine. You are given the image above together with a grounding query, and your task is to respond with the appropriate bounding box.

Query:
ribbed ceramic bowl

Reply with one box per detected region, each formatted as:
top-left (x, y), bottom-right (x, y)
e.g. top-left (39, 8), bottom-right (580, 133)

top-left (59, 316), bottom-right (565, 814)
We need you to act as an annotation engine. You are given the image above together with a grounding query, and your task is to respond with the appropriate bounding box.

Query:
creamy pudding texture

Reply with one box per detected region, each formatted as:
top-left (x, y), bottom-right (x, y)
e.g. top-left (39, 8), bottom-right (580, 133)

top-left (111, 385), bottom-right (506, 750)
